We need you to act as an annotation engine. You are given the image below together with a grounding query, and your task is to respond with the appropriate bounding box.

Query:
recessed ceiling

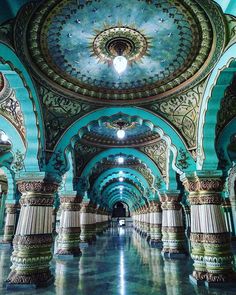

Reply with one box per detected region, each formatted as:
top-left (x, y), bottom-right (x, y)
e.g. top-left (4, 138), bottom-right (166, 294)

top-left (81, 113), bottom-right (160, 147)
top-left (25, 0), bottom-right (224, 103)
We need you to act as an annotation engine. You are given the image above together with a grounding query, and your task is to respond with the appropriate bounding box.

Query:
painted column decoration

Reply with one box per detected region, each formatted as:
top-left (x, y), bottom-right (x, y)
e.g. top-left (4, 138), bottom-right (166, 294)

top-left (149, 201), bottom-right (162, 245)
top-left (80, 200), bottom-right (97, 243)
top-left (161, 193), bottom-right (185, 257)
top-left (6, 179), bottom-right (58, 288)
top-left (56, 194), bottom-right (82, 257)
top-left (2, 203), bottom-right (18, 243)
top-left (182, 172), bottom-right (235, 285)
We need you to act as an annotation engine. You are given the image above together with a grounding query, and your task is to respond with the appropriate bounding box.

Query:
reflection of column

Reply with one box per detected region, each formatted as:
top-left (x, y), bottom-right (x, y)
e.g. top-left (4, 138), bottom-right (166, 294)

top-left (6, 179), bottom-right (58, 288)
top-left (164, 259), bottom-right (184, 295)
top-left (161, 193), bottom-right (186, 257)
top-left (182, 172), bottom-right (235, 286)
top-left (149, 201), bottom-right (162, 246)
top-left (55, 259), bottom-right (80, 295)
top-left (56, 194), bottom-right (82, 257)
top-left (2, 204), bottom-right (18, 243)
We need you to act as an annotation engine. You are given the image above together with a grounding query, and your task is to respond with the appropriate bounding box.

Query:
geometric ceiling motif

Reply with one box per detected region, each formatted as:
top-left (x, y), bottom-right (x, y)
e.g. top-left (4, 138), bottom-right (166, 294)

top-left (73, 142), bottom-right (104, 177)
top-left (139, 139), bottom-right (168, 179)
top-left (0, 75), bottom-right (26, 144)
top-left (40, 85), bottom-right (98, 150)
top-left (80, 113), bottom-right (160, 147)
top-left (23, 0), bottom-right (224, 103)
top-left (146, 78), bottom-right (207, 150)
top-left (216, 75), bottom-right (236, 138)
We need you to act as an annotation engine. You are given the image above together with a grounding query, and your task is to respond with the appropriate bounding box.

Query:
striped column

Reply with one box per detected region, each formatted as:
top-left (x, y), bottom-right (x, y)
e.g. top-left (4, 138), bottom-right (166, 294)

top-left (149, 201), bottom-right (162, 245)
top-left (6, 180), bottom-right (58, 288)
top-left (56, 195), bottom-right (82, 257)
top-left (182, 172), bottom-right (235, 286)
top-left (80, 201), bottom-right (97, 243)
top-left (161, 193), bottom-right (185, 257)
top-left (2, 203), bottom-right (18, 244)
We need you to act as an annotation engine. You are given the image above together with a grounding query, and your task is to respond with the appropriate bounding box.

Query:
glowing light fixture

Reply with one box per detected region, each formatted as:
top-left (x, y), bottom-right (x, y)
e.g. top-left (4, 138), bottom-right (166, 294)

top-left (117, 156), bottom-right (124, 164)
top-left (0, 132), bottom-right (8, 142)
top-left (113, 56), bottom-right (128, 74)
top-left (117, 129), bottom-right (125, 139)
top-left (119, 177), bottom-right (124, 182)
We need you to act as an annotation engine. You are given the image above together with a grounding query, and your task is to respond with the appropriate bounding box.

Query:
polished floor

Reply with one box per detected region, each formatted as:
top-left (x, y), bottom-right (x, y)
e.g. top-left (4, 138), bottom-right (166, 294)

top-left (0, 228), bottom-right (235, 295)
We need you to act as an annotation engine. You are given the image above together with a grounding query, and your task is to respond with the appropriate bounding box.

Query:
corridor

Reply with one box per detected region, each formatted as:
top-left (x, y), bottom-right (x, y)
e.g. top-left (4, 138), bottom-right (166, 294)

top-left (0, 228), bottom-right (235, 295)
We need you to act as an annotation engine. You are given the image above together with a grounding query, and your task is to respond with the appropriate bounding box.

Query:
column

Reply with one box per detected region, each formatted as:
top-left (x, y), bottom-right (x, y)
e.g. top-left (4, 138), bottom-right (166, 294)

top-left (182, 172), bottom-right (235, 286)
top-left (52, 207), bottom-right (58, 234)
top-left (6, 179), bottom-right (58, 288)
top-left (80, 200), bottom-right (95, 244)
top-left (2, 203), bottom-right (18, 244)
top-left (88, 203), bottom-right (97, 241)
top-left (149, 201), bottom-right (162, 246)
top-left (161, 193), bottom-right (186, 258)
top-left (145, 206), bottom-right (151, 240)
top-left (56, 193), bottom-right (82, 257)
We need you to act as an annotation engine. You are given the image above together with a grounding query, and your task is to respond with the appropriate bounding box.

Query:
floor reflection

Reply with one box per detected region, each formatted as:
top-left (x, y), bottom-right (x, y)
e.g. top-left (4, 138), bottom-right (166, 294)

top-left (0, 229), bottom-right (235, 295)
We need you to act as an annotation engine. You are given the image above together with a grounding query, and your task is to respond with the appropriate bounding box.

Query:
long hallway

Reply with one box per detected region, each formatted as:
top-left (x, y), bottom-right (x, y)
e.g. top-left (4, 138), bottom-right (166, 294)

top-left (0, 228), bottom-right (235, 295)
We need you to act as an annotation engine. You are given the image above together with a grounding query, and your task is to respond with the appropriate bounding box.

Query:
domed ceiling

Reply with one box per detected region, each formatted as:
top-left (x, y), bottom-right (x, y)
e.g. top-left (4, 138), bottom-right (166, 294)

top-left (25, 0), bottom-right (224, 104)
top-left (81, 113), bottom-right (160, 147)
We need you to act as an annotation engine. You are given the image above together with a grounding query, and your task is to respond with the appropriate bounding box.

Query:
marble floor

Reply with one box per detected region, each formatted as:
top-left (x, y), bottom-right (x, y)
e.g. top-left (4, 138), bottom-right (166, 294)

top-left (0, 228), bottom-right (235, 295)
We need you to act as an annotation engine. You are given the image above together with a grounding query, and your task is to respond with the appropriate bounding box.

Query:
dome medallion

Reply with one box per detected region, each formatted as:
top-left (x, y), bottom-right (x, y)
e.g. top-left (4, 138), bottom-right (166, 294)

top-left (26, 0), bottom-right (225, 104)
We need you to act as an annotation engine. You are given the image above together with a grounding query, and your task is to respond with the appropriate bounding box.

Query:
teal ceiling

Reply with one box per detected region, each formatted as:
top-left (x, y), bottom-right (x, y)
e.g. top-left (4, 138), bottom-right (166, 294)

top-left (26, 0), bottom-right (219, 102)
top-left (82, 113), bottom-right (158, 145)
top-left (46, 0), bottom-right (193, 90)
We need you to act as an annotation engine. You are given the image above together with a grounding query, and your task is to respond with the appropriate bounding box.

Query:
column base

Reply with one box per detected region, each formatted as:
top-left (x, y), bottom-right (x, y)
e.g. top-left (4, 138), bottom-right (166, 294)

top-left (149, 240), bottom-right (163, 248)
top-left (6, 271), bottom-right (54, 289)
top-left (162, 251), bottom-right (187, 259)
top-left (189, 275), bottom-right (205, 286)
top-left (205, 280), bottom-right (236, 289)
top-left (56, 248), bottom-right (82, 258)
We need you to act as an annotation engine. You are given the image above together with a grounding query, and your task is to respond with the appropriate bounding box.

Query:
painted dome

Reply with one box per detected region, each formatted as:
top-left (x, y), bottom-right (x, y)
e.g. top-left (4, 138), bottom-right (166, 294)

top-left (27, 0), bottom-right (224, 103)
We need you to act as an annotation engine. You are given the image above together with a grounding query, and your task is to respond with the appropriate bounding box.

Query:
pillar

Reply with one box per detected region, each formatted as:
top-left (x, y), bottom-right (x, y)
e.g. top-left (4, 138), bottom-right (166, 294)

top-left (52, 207), bottom-right (58, 234)
top-left (149, 201), bottom-right (162, 246)
top-left (56, 193), bottom-right (82, 257)
top-left (2, 203), bottom-right (18, 244)
top-left (80, 201), bottom-right (96, 244)
top-left (161, 192), bottom-right (186, 258)
top-left (182, 172), bottom-right (235, 286)
top-left (6, 179), bottom-right (58, 288)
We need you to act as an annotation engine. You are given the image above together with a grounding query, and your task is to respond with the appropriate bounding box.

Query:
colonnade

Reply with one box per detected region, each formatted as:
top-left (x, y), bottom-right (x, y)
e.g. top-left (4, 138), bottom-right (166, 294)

top-left (0, 179), bottom-right (110, 289)
top-left (0, 172), bottom-right (235, 289)
top-left (132, 195), bottom-right (186, 257)
top-left (133, 173), bottom-right (235, 287)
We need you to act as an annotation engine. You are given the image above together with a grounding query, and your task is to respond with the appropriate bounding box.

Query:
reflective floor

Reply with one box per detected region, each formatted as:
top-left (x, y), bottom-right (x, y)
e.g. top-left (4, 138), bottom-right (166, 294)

top-left (0, 228), bottom-right (235, 295)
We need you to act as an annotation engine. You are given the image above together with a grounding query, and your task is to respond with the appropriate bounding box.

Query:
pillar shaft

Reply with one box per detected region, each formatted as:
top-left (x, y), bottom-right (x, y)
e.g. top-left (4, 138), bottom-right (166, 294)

top-left (80, 202), bottom-right (97, 243)
top-left (7, 180), bottom-right (58, 287)
top-left (149, 201), bottom-right (162, 243)
top-left (56, 196), bottom-right (82, 256)
top-left (161, 194), bottom-right (185, 255)
top-left (183, 173), bottom-right (235, 283)
top-left (2, 204), bottom-right (18, 243)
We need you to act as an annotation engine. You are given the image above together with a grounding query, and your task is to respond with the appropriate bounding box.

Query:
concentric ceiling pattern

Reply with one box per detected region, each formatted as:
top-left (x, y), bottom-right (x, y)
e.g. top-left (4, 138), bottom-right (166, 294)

top-left (81, 113), bottom-right (160, 147)
top-left (26, 0), bottom-right (224, 103)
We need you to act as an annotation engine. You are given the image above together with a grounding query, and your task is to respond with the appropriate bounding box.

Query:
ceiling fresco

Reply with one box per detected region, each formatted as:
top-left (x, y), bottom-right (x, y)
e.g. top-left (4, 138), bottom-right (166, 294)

top-left (80, 113), bottom-right (160, 147)
top-left (24, 0), bottom-right (224, 103)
